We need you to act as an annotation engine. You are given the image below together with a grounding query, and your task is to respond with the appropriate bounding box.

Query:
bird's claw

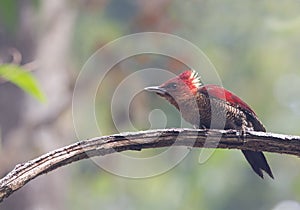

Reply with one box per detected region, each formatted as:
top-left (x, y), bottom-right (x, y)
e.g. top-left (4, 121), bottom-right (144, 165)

top-left (237, 129), bottom-right (247, 142)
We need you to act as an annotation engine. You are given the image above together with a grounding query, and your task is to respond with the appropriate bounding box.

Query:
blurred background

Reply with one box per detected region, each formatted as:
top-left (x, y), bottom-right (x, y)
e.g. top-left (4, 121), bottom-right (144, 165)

top-left (1, 0), bottom-right (300, 210)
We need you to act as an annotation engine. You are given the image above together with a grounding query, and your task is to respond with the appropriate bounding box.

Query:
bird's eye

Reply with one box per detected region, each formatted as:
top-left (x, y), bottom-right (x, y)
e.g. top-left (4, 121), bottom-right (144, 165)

top-left (167, 83), bottom-right (177, 89)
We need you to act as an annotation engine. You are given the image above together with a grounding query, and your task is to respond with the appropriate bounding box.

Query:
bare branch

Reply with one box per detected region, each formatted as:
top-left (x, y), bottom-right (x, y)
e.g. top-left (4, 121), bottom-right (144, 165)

top-left (0, 128), bottom-right (300, 202)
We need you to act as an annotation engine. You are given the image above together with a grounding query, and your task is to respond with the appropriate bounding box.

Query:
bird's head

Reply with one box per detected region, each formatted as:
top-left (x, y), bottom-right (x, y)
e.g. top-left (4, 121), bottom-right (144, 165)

top-left (144, 70), bottom-right (202, 108)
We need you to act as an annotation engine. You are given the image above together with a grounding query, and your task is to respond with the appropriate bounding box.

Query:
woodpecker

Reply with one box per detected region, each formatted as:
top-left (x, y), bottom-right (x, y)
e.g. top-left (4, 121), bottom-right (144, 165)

top-left (144, 70), bottom-right (273, 179)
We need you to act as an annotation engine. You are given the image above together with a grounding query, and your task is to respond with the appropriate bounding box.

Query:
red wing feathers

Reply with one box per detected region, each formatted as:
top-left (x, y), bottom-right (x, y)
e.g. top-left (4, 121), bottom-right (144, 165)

top-left (199, 84), bottom-right (256, 115)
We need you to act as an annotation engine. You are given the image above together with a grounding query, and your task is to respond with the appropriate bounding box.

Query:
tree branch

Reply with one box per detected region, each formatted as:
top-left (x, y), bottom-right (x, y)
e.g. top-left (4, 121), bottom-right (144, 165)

top-left (1, 128), bottom-right (300, 202)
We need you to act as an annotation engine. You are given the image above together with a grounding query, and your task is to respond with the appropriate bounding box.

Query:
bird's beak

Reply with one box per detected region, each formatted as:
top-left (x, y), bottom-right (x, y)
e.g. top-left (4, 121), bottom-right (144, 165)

top-left (144, 86), bottom-right (167, 95)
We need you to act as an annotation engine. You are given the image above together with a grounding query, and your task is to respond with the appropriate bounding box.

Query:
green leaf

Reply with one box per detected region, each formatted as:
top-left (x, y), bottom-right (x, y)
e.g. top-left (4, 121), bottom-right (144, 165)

top-left (0, 64), bottom-right (47, 103)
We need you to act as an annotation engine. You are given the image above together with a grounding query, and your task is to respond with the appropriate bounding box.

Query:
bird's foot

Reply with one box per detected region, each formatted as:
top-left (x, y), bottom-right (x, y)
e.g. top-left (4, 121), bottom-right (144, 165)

top-left (236, 128), bottom-right (247, 142)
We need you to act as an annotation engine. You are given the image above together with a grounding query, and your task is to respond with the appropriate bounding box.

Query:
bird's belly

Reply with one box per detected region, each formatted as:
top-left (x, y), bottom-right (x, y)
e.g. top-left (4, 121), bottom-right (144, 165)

top-left (180, 98), bottom-right (248, 130)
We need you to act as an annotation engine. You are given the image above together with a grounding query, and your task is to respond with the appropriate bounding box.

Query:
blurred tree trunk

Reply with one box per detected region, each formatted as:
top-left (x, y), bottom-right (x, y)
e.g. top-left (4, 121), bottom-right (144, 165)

top-left (0, 1), bottom-right (76, 209)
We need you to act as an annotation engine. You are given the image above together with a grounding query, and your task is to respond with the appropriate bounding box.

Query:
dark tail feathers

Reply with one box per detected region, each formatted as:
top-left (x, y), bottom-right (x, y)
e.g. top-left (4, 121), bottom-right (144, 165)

top-left (242, 150), bottom-right (274, 179)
